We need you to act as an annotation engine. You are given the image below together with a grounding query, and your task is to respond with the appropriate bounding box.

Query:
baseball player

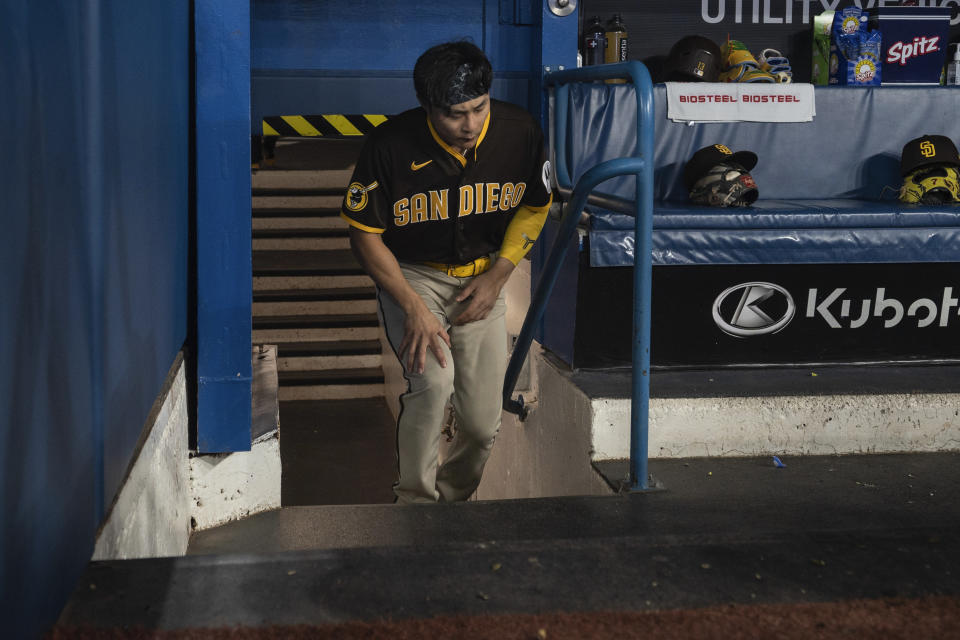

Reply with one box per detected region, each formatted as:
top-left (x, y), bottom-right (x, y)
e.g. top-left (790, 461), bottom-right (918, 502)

top-left (340, 41), bottom-right (552, 504)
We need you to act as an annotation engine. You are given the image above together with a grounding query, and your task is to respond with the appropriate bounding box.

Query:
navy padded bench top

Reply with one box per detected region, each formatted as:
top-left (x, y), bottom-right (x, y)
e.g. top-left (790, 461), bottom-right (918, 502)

top-left (592, 199), bottom-right (960, 231)
top-left (589, 200), bottom-right (960, 266)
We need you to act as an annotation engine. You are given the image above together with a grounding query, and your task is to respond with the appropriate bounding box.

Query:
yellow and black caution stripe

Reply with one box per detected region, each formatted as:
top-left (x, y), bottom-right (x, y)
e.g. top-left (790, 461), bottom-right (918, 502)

top-left (261, 114), bottom-right (389, 137)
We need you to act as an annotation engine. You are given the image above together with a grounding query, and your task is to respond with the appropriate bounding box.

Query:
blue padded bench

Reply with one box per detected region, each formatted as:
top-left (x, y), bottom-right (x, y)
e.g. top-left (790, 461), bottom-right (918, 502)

top-left (561, 84), bottom-right (960, 267)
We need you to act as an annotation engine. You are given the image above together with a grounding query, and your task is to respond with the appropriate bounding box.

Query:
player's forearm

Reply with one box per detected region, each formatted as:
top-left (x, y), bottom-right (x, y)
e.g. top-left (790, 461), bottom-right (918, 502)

top-left (486, 256), bottom-right (516, 288)
top-left (499, 202), bottom-right (551, 264)
top-left (348, 227), bottom-right (424, 314)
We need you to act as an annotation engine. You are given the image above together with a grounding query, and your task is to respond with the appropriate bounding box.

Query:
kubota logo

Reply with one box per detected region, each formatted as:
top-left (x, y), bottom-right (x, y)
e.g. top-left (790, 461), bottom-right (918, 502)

top-left (712, 282), bottom-right (796, 337)
top-left (805, 287), bottom-right (960, 328)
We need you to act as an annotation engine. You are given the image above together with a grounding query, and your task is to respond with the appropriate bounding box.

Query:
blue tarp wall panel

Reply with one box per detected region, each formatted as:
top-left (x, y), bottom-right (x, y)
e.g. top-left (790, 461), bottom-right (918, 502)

top-left (251, 0), bottom-right (543, 125)
top-left (0, 2), bottom-right (190, 636)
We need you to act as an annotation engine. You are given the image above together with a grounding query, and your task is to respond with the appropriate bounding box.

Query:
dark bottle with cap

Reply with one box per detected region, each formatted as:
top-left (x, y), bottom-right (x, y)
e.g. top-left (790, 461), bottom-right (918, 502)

top-left (583, 15), bottom-right (606, 66)
top-left (604, 13), bottom-right (628, 83)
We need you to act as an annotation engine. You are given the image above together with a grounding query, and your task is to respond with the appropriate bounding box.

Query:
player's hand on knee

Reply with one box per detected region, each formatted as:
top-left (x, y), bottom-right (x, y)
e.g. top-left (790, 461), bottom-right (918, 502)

top-left (399, 304), bottom-right (450, 373)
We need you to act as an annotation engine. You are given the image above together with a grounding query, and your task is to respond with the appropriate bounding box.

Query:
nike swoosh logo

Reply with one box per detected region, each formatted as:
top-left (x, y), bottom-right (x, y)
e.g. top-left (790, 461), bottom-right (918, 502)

top-left (410, 160), bottom-right (433, 171)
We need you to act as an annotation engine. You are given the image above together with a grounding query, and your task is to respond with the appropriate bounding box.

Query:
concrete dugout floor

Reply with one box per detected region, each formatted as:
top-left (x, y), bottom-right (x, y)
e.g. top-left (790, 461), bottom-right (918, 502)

top-left (58, 452), bottom-right (960, 631)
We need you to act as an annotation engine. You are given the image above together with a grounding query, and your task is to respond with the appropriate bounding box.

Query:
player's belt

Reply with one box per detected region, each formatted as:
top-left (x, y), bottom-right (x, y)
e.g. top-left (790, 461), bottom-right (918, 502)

top-left (421, 256), bottom-right (492, 278)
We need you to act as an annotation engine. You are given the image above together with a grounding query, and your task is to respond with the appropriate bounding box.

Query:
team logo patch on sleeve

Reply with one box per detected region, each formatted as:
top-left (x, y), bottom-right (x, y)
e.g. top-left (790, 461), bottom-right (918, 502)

top-left (346, 181), bottom-right (379, 212)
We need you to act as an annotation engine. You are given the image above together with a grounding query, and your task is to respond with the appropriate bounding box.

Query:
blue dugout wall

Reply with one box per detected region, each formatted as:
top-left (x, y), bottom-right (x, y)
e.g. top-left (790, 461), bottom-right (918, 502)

top-left (251, 0), bottom-right (547, 125)
top-left (0, 2), bottom-right (190, 637)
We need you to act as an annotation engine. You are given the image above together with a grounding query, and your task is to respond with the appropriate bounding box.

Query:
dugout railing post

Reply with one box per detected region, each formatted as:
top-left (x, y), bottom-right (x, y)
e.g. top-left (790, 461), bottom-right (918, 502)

top-left (502, 61), bottom-right (655, 492)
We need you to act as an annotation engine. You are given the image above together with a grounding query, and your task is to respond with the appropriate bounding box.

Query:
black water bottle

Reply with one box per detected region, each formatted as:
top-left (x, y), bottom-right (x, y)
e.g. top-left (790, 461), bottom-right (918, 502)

top-left (583, 15), bottom-right (606, 66)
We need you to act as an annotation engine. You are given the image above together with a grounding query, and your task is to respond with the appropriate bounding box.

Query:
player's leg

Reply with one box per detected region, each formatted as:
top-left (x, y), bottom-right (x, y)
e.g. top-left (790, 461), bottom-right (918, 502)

top-left (378, 265), bottom-right (456, 503)
top-left (436, 287), bottom-right (508, 502)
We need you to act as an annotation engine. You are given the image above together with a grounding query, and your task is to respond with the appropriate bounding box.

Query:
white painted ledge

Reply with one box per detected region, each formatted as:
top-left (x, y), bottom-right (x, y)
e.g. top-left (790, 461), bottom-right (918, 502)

top-left (591, 392), bottom-right (960, 461)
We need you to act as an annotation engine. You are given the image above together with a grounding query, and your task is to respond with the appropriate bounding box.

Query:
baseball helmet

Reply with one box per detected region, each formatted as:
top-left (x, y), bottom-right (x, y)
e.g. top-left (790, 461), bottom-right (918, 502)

top-left (684, 144), bottom-right (758, 192)
top-left (689, 163), bottom-right (759, 207)
top-left (665, 35), bottom-right (722, 82)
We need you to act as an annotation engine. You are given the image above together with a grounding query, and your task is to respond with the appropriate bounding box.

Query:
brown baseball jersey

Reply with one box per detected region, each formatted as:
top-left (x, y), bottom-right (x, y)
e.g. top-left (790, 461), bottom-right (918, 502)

top-left (340, 99), bottom-right (552, 265)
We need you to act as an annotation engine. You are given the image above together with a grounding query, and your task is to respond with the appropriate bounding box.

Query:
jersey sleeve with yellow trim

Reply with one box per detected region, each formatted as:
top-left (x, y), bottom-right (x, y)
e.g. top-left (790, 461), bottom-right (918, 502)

top-left (340, 135), bottom-right (389, 233)
top-left (499, 120), bottom-right (553, 264)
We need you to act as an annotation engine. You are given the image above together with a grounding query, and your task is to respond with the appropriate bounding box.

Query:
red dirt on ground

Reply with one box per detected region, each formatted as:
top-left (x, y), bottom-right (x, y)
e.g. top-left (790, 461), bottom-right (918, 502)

top-left (47, 594), bottom-right (960, 639)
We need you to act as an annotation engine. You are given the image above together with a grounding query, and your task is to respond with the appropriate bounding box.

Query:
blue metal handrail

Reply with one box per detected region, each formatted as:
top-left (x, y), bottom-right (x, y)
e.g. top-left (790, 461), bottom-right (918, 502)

top-left (502, 61), bottom-right (655, 491)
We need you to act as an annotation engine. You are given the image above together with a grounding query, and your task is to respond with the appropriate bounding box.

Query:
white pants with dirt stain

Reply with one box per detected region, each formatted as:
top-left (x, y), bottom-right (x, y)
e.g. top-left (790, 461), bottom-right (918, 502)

top-left (377, 261), bottom-right (507, 504)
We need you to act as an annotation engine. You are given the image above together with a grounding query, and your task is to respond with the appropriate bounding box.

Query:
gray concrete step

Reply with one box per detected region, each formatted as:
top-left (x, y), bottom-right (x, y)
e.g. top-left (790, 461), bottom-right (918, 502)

top-left (253, 274), bottom-right (374, 291)
top-left (254, 287), bottom-right (376, 303)
top-left (253, 313), bottom-right (379, 330)
top-left (252, 207), bottom-right (341, 218)
top-left (266, 333), bottom-right (384, 397)
top-left (253, 312), bottom-right (379, 344)
top-left (252, 284), bottom-right (376, 316)
top-left (253, 236), bottom-right (350, 251)
top-left (252, 187), bottom-right (344, 197)
top-left (278, 380), bottom-right (384, 401)
top-left (252, 215), bottom-right (347, 231)
top-left (252, 325), bottom-right (380, 344)
top-left (253, 297), bottom-right (376, 316)
top-left (252, 168), bottom-right (354, 190)
top-left (278, 353), bottom-right (382, 372)
top-left (279, 367), bottom-right (384, 387)
top-left (252, 226), bottom-right (349, 251)
top-left (274, 340), bottom-right (383, 372)
top-left (252, 250), bottom-right (363, 277)
top-left (187, 452), bottom-right (960, 554)
top-left (253, 195), bottom-right (343, 209)
top-left (59, 519), bottom-right (960, 631)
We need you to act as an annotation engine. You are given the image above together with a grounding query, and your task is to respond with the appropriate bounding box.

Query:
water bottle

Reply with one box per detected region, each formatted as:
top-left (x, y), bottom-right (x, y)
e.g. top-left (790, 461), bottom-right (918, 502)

top-left (583, 15), bottom-right (606, 66)
top-left (946, 43), bottom-right (960, 86)
top-left (604, 13), bottom-right (628, 83)
top-left (604, 13), bottom-right (628, 64)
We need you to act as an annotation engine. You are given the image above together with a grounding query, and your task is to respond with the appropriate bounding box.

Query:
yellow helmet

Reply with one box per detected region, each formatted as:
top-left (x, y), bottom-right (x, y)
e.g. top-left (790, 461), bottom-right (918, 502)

top-left (899, 165), bottom-right (960, 204)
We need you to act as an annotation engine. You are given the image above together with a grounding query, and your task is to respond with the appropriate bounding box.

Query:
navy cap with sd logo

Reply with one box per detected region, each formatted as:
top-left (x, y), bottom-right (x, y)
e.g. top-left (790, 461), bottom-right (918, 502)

top-left (900, 134), bottom-right (960, 177)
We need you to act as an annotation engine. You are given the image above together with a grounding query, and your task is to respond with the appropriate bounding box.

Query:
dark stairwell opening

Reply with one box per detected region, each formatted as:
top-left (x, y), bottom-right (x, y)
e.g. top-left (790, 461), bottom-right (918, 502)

top-left (251, 136), bottom-right (397, 506)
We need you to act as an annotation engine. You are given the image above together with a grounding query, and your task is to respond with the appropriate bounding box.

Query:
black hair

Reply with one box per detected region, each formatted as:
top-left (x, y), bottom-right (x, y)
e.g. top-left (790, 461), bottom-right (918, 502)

top-left (413, 41), bottom-right (493, 111)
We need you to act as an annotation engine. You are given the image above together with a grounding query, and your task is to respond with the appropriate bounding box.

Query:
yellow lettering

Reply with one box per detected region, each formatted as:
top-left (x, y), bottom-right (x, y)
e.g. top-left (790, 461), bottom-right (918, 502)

top-left (393, 198), bottom-right (410, 226)
top-left (429, 189), bottom-right (449, 221)
top-left (511, 183), bottom-right (526, 207)
top-left (485, 183), bottom-right (499, 213)
top-left (474, 183), bottom-right (484, 214)
top-left (411, 193), bottom-right (427, 224)
top-left (458, 185), bottom-right (473, 217)
top-left (500, 183), bottom-right (513, 211)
